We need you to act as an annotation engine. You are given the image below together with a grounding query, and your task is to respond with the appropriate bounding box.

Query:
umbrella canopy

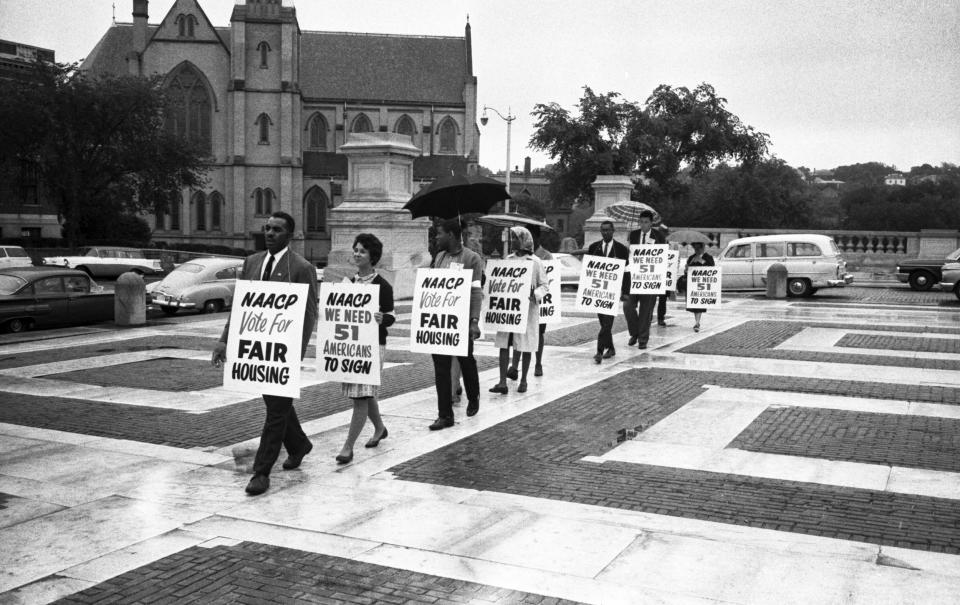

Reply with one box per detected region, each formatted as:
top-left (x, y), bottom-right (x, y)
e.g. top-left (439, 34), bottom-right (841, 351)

top-left (666, 229), bottom-right (712, 245)
top-left (475, 212), bottom-right (555, 232)
top-left (403, 174), bottom-right (510, 219)
top-left (603, 201), bottom-right (661, 225)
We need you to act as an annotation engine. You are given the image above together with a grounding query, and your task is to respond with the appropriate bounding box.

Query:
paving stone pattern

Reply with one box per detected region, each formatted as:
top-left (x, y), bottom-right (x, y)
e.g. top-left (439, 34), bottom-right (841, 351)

top-left (680, 320), bottom-right (960, 370)
top-left (836, 333), bottom-right (960, 354)
top-left (392, 315), bottom-right (629, 348)
top-left (392, 368), bottom-right (960, 553)
top-left (730, 407), bottom-right (960, 473)
top-left (0, 336), bottom-right (215, 371)
top-left (46, 358), bottom-right (221, 392)
top-left (54, 542), bottom-right (582, 605)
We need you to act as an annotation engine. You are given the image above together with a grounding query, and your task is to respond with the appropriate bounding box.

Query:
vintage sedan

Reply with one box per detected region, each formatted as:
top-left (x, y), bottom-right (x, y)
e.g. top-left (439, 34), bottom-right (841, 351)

top-left (146, 256), bottom-right (243, 315)
top-left (937, 262), bottom-right (960, 300)
top-left (0, 267), bottom-right (113, 333)
top-left (42, 246), bottom-right (163, 278)
top-left (896, 247), bottom-right (960, 291)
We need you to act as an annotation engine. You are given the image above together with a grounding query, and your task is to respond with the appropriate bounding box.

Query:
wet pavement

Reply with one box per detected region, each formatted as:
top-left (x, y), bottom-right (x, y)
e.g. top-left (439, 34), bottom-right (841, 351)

top-left (1, 284), bottom-right (959, 604)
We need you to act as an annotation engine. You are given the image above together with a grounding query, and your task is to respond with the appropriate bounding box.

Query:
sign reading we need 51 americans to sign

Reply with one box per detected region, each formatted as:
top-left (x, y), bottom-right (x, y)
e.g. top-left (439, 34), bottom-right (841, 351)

top-left (575, 255), bottom-right (624, 316)
top-left (223, 280), bottom-right (309, 398)
top-left (628, 244), bottom-right (670, 295)
top-left (317, 281), bottom-right (381, 386)
top-left (686, 266), bottom-right (722, 310)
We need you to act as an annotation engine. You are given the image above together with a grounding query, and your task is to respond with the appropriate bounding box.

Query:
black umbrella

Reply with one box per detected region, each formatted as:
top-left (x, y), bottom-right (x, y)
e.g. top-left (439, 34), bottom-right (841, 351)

top-left (403, 174), bottom-right (510, 219)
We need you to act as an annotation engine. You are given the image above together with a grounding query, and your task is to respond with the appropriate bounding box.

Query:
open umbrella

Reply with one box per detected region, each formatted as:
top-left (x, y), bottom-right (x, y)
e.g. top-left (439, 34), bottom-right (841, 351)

top-left (403, 174), bottom-right (510, 219)
top-left (475, 212), bottom-right (554, 232)
top-left (603, 201), bottom-right (661, 225)
top-left (667, 230), bottom-right (712, 245)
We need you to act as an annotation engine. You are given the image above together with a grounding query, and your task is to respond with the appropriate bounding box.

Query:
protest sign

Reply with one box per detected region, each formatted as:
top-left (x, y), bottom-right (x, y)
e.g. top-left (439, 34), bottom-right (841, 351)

top-left (575, 255), bottom-right (624, 316)
top-left (628, 244), bottom-right (670, 295)
top-left (482, 259), bottom-right (534, 334)
top-left (317, 281), bottom-right (381, 385)
top-left (223, 280), bottom-right (309, 398)
top-left (664, 250), bottom-right (679, 292)
top-left (686, 266), bottom-right (722, 310)
top-left (410, 268), bottom-right (471, 356)
top-left (539, 259), bottom-right (562, 325)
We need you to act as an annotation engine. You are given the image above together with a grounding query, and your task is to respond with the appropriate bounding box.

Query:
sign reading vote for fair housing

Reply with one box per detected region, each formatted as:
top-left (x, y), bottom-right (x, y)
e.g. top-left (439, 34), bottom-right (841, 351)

top-left (223, 280), bottom-right (309, 398)
top-left (664, 250), bottom-right (679, 292)
top-left (317, 282), bottom-right (381, 386)
top-left (539, 259), bottom-right (562, 325)
top-left (628, 244), bottom-right (670, 295)
top-left (410, 268), bottom-right (472, 356)
top-left (575, 255), bottom-right (624, 316)
top-left (686, 266), bottom-right (722, 310)
top-left (482, 259), bottom-right (534, 334)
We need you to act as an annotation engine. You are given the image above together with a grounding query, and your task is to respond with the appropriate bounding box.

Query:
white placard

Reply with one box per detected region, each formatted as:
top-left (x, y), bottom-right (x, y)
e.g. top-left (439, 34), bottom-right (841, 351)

top-left (628, 244), bottom-right (670, 295)
top-left (317, 282), bottom-right (381, 385)
top-left (482, 259), bottom-right (534, 334)
top-left (539, 259), bottom-right (562, 325)
top-left (664, 250), bottom-right (679, 292)
top-left (575, 255), bottom-right (625, 316)
top-left (686, 266), bottom-right (722, 310)
top-left (410, 268), bottom-right (472, 356)
top-left (223, 280), bottom-right (309, 398)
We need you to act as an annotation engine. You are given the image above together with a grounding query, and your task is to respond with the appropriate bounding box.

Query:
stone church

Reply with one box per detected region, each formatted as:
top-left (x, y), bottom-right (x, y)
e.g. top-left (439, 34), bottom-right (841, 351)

top-left (82, 0), bottom-right (479, 261)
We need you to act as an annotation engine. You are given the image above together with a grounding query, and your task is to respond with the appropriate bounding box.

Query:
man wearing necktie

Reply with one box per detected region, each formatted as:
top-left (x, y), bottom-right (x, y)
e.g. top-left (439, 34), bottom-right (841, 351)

top-left (625, 210), bottom-right (667, 349)
top-left (212, 211), bottom-right (319, 496)
top-left (585, 221), bottom-right (629, 363)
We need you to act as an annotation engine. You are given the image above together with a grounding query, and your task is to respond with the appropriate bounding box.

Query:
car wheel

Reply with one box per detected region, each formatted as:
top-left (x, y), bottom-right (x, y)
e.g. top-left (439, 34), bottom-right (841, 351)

top-left (908, 270), bottom-right (935, 291)
top-left (160, 306), bottom-right (178, 316)
top-left (202, 300), bottom-right (223, 314)
top-left (5, 318), bottom-right (31, 333)
top-left (786, 277), bottom-right (811, 297)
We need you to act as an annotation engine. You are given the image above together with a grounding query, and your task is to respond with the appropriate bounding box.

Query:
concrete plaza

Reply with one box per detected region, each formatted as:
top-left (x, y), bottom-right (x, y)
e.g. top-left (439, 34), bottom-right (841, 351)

top-left (1, 284), bottom-right (959, 604)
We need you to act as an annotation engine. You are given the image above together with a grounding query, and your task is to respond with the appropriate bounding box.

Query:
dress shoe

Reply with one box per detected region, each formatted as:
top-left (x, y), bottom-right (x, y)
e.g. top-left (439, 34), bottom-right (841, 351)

top-left (517, 381), bottom-right (528, 393)
top-left (628, 336), bottom-right (638, 346)
top-left (603, 348), bottom-right (616, 359)
top-left (335, 451), bottom-right (353, 464)
top-left (245, 474), bottom-right (269, 495)
top-left (694, 324), bottom-right (700, 332)
top-left (282, 440), bottom-right (313, 470)
top-left (638, 342), bottom-right (648, 349)
top-left (489, 384), bottom-right (508, 394)
top-left (657, 319), bottom-right (667, 327)
top-left (594, 353), bottom-right (603, 364)
top-left (534, 364), bottom-right (543, 377)
top-left (506, 367), bottom-right (518, 381)
top-left (429, 416), bottom-right (454, 430)
top-left (466, 400), bottom-right (479, 417)
top-left (364, 427), bottom-right (388, 448)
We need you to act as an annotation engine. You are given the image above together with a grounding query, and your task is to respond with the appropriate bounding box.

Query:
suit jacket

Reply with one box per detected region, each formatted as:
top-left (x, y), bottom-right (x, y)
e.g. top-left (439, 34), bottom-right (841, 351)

top-left (627, 228), bottom-right (667, 246)
top-left (587, 238), bottom-right (630, 295)
top-left (219, 248), bottom-right (319, 359)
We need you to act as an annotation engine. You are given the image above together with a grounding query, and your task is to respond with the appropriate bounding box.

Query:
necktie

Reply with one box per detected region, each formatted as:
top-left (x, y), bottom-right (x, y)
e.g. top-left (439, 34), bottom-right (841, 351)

top-left (641, 232), bottom-right (647, 245)
top-left (604, 242), bottom-right (610, 257)
top-left (262, 254), bottom-right (275, 281)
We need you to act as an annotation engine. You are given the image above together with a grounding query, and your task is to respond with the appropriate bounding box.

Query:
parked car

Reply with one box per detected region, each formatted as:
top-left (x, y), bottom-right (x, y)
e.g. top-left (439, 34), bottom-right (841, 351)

top-left (146, 257), bottom-right (243, 315)
top-left (937, 262), bottom-right (960, 300)
top-left (42, 246), bottom-right (163, 278)
top-left (717, 234), bottom-right (853, 297)
top-left (0, 245), bottom-right (34, 269)
top-left (896, 247), bottom-right (960, 291)
top-left (552, 253), bottom-right (583, 288)
top-left (0, 267), bottom-right (113, 333)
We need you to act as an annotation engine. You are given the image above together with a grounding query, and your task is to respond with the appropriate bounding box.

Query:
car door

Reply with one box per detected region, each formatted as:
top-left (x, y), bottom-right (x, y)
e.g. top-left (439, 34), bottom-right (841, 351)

top-left (719, 243), bottom-right (755, 289)
top-left (787, 241), bottom-right (823, 281)
top-left (755, 242), bottom-right (786, 285)
top-left (66, 274), bottom-right (113, 323)
top-left (214, 265), bottom-right (242, 307)
top-left (30, 275), bottom-right (70, 326)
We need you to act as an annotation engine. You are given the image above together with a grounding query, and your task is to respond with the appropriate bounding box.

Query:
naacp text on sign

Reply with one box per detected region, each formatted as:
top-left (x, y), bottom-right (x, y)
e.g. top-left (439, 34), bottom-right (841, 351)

top-left (410, 268), bottom-right (471, 356)
top-left (629, 244), bottom-right (669, 295)
top-left (686, 267), bottom-right (722, 310)
top-left (575, 255), bottom-right (625, 316)
top-left (664, 250), bottom-right (679, 292)
top-left (483, 259), bottom-right (534, 334)
top-left (539, 259), bottom-right (562, 325)
top-left (317, 282), bottom-right (381, 385)
top-left (223, 280), bottom-right (308, 398)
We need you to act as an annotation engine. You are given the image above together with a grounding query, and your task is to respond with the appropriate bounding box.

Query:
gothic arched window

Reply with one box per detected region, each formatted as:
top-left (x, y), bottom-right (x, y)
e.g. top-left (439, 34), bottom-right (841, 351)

top-left (351, 113), bottom-right (372, 133)
top-left (438, 117), bottom-right (458, 154)
top-left (256, 113), bottom-right (272, 144)
top-left (257, 41), bottom-right (271, 69)
top-left (263, 188), bottom-right (274, 214)
top-left (164, 63), bottom-right (211, 152)
top-left (210, 192), bottom-right (223, 231)
top-left (308, 113), bottom-right (328, 150)
top-left (176, 14), bottom-right (197, 38)
top-left (193, 191), bottom-right (206, 231)
top-left (395, 115), bottom-right (416, 140)
top-left (304, 186), bottom-right (329, 233)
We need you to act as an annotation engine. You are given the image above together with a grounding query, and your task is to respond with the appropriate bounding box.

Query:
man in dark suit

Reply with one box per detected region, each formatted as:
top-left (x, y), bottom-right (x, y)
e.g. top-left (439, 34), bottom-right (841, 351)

top-left (624, 210), bottom-right (666, 349)
top-left (211, 211), bottom-right (319, 496)
top-left (586, 220), bottom-right (629, 363)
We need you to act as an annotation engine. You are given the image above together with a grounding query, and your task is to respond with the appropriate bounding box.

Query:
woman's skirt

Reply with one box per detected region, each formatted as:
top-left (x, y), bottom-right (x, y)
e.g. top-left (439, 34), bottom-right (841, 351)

top-left (493, 299), bottom-right (540, 352)
top-left (341, 345), bottom-right (386, 398)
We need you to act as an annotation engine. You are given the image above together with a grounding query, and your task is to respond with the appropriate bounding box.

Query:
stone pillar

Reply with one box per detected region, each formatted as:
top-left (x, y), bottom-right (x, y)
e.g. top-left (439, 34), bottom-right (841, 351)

top-left (583, 175), bottom-right (634, 247)
top-left (326, 133), bottom-right (430, 298)
top-left (114, 272), bottom-right (146, 326)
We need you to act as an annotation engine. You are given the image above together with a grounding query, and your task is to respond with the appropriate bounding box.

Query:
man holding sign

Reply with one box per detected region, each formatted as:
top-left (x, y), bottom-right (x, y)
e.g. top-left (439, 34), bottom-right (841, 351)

top-left (212, 211), bottom-right (319, 496)
top-left (624, 210), bottom-right (666, 349)
top-left (583, 221), bottom-right (628, 363)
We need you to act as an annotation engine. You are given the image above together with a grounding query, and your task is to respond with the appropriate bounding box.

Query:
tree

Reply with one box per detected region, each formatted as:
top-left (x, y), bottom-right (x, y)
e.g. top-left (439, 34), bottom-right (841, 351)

top-left (0, 61), bottom-right (208, 246)
top-left (529, 84), bottom-right (770, 207)
top-left (832, 162), bottom-right (894, 188)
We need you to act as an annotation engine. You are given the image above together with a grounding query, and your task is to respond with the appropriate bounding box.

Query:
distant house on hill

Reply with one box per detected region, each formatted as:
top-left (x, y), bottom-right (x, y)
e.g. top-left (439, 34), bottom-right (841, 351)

top-left (884, 173), bottom-right (907, 186)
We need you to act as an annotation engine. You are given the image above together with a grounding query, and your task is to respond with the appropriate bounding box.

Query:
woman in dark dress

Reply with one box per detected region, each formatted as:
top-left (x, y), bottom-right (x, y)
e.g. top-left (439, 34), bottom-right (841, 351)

top-left (685, 242), bottom-right (714, 332)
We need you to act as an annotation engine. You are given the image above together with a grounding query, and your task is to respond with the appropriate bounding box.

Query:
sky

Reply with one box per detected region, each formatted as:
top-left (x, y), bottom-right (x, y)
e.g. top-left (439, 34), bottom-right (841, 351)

top-left (2, 0), bottom-right (958, 174)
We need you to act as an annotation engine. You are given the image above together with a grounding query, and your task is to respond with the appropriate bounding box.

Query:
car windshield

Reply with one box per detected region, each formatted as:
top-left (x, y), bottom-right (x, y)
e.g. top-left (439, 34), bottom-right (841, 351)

top-left (82, 248), bottom-right (99, 257)
top-left (0, 275), bottom-right (27, 295)
top-left (6, 248), bottom-right (29, 258)
top-left (947, 248), bottom-right (960, 261)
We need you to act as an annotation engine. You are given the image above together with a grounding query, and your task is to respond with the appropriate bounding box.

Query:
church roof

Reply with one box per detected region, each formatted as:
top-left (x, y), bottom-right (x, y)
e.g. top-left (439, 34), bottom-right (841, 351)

top-left (82, 24), bottom-right (470, 105)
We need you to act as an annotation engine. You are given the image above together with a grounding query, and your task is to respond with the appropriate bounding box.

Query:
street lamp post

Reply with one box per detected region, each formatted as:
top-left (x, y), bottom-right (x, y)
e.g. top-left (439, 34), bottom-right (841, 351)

top-left (480, 105), bottom-right (515, 257)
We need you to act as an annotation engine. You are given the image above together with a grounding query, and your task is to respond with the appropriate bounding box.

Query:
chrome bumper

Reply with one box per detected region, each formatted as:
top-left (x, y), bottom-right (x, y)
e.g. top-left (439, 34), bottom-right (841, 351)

top-left (826, 274), bottom-right (854, 287)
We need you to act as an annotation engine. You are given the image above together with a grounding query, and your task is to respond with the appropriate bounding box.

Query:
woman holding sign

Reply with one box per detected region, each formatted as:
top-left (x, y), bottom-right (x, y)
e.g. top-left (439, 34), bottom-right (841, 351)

top-left (336, 234), bottom-right (395, 464)
top-left (489, 226), bottom-right (549, 395)
top-left (685, 241), bottom-right (714, 332)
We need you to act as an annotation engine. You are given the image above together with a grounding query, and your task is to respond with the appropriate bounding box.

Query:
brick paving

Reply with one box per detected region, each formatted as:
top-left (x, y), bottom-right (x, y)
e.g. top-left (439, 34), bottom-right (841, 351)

top-left (730, 407), bottom-right (960, 473)
top-left (0, 336), bottom-right (215, 371)
top-left (54, 542), bottom-right (581, 605)
top-left (391, 368), bottom-right (960, 553)
top-left (46, 358), bottom-right (221, 391)
top-left (836, 333), bottom-right (960, 354)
